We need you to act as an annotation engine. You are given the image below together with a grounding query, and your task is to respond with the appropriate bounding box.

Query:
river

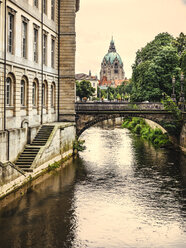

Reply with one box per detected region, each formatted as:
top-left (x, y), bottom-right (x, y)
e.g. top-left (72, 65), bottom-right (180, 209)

top-left (0, 126), bottom-right (186, 248)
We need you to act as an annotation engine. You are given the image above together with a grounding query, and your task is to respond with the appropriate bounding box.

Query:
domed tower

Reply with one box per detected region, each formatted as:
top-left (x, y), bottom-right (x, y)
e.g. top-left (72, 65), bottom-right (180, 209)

top-left (100, 38), bottom-right (125, 83)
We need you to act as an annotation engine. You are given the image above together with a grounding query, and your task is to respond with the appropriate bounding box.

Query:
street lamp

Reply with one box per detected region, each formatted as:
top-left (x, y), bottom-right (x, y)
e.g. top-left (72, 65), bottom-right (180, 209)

top-left (171, 76), bottom-right (176, 102)
top-left (179, 73), bottom-right (185, 111)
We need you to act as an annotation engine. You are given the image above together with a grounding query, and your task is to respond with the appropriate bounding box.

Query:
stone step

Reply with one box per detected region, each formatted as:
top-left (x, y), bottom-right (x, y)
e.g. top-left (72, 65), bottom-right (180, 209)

top-left (19, 154), bottom-right (37, 157)
top-left (22, 168), bottom-right (33, 172)
top-left (24, 148), bottom-right (40, 151)
top-left (15, 162), bottom-right (33, 165)
top-left (17, 158), bottom-right (35, 162)
top-left (15, 125), bottom-right (54, 171)
top-left (35, 134), bottom-right (50, 137)
top-left (18, 165), bottom-right (32, 168)
top-left (21, 151), bottom-right (38, 154)
top-left (37, 131), bottom-right (52, 134)
top-left (31, 142), bottom-right (46, 144)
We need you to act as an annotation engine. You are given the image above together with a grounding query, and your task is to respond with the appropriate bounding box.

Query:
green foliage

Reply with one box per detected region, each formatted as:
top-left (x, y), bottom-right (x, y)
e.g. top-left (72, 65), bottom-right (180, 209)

top-left (76, 80), bottom-right (95, 100)
top-left (161, 93), bottom-right (181, 119)
top-left (98, 81), bottom-right (132, 101)
top-left (159, 121), bottom-right (182, 136)
top-left (128, 103), bottom-right (139, 110)
top-left (122, 117), bottom-right (171, 148)
top-left (116, 93), bottom-right (121, 100)
top-left (48, 161), bottom-right (60, 171)
top-left (73, 138), bottom-right (86, 152)
top-left (131, 32), bottom-right (184, 102)
top-left (172, 32), bottom-right (186, 55)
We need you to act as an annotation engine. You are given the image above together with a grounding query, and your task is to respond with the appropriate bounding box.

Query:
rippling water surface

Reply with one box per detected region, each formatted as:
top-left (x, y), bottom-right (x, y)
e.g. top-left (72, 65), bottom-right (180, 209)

top-left (0, 127), bottom-right (186, 248)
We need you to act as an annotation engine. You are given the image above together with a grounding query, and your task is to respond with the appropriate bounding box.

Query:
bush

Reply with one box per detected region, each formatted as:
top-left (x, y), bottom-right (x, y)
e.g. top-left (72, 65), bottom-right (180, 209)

top-left (134, 124), bottom-right (142, 134)
top-left (122, 117), bottom-right (171, 148)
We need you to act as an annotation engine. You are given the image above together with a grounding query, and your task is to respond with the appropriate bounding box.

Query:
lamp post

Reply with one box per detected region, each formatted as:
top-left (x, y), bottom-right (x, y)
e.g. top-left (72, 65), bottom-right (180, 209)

top-left (171, 76), bottom-right (176, 102)
top-left (179, 73), bottom-right (185, 111)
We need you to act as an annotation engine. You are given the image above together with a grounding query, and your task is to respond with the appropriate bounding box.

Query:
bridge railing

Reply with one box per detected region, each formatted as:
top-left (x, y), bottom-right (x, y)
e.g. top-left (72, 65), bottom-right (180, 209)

top-left (75, 102), bottom-right (164, 111)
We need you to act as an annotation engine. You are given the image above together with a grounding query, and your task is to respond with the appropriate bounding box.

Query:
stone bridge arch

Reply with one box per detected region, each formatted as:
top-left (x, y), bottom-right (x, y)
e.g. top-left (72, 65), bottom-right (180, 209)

top-left (75, 112), bottom-right (175, 137)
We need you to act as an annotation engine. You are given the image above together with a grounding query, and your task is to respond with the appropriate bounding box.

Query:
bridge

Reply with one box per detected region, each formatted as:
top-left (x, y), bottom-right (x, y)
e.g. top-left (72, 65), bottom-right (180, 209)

top-left (75, 102), bottom-right (181, 137)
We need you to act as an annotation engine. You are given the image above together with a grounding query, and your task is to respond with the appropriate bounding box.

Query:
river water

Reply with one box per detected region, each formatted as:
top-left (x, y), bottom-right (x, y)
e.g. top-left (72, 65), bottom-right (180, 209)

top-left (0, 127), bottom-right (186, 248)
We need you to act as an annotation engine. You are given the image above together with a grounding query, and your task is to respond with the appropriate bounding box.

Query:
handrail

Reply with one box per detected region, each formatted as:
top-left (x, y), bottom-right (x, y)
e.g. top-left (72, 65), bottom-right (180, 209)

top-left (3, 161), bottom-right (26, 177)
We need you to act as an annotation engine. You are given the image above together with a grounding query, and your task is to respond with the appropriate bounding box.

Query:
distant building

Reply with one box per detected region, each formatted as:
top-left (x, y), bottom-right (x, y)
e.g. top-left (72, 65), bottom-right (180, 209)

top-left (100, 37), bottom-right (125, 87)
top-left (75, 71), bottom-right (98, 98)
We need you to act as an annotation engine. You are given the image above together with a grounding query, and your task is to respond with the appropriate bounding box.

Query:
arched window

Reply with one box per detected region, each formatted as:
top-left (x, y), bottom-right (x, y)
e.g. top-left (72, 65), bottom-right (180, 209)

top-left (42, 83), bottom-right (45, 106)
top-left (32, 82), bottom-right (36, 106)
top-left (42, 80), bottom-right (48, 108)
top-left (32, 79), bottom-right (39, 107)
top-left (6, 77), bottom-right (12, 106)
top-left (51, 82), bottom-right (55, 107)
top-left (20, 77), bottom-right (28, 107)
top-left (6, 73), bottom-right (15, 107)
top-left (21, 80), bottom-right (25, 106)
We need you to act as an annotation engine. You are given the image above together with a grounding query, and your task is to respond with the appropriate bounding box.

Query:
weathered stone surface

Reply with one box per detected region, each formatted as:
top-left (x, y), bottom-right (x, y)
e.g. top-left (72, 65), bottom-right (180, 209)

top-left (180, 122), bottom-right (186, 148)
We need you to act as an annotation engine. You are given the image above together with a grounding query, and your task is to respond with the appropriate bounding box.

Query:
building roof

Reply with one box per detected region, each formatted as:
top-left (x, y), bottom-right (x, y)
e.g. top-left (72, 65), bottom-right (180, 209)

top-left (103, 52), bottom-right (123, 65)
top-left (99, 76), bottom-right (124, 88)
top-left (102, 38), bottom-right (123, 65)
top-left (75, 72), bottom-right (98, 81)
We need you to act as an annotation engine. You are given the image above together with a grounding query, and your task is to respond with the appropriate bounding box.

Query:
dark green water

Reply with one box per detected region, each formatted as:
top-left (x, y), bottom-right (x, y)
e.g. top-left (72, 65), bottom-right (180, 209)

top-left (0, 127), bottom-right (186, 248)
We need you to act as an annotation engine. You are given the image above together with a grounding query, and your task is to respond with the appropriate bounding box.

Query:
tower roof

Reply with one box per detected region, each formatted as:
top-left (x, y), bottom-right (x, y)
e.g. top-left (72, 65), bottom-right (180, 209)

top-left (102, 38), bottom-right (123, 65)
top-left (108, 37), bottom-right (116, 53)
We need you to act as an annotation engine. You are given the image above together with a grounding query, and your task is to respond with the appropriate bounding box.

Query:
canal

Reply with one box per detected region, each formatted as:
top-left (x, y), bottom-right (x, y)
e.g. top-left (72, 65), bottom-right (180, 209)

top-left (0, 126), bottom-right (186, 248)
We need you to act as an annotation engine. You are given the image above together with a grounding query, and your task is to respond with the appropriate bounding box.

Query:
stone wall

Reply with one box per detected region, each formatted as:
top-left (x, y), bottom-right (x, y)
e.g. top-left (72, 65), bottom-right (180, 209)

top-left (0, 128), bottom-right (27, 163)
top-left (32, 123), bottom-right (76, 168)
top-left (58, 0), bottom-right (76, 122)
top-left (0, 123), bottom-right (76, 189)
top-left (0, 163), bottom-right (20, 186)
top-left (180, 122), bottom-right (186, 149)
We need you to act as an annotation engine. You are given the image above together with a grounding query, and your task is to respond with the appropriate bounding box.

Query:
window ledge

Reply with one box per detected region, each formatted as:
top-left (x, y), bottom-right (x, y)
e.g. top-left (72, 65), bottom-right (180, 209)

top-left (6, 106), bottom-right (14, 110)
top-left (21, 106), bottom-right (27, 110)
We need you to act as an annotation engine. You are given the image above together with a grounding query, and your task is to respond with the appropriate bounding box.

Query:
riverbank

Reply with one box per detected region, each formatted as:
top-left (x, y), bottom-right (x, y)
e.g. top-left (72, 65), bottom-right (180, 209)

top-left (122, 117), bottom-right (171, 148)
top-left (0, 122), bottom-right (76, 202)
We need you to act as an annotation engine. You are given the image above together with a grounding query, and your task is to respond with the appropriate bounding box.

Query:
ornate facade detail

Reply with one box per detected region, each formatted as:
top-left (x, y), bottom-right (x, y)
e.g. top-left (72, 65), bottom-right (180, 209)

top-left (100, 38), bottom-right (125, 84)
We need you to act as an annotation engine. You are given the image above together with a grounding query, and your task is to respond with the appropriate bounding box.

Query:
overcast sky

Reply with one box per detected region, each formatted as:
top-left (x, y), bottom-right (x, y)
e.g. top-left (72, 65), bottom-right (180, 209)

top-left (76, 0), bottom-right (186, 79)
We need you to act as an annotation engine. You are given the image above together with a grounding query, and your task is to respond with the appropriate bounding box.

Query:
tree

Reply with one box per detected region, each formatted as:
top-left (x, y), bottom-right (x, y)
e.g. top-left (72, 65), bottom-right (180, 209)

top-left (76, 80), bottom-right (95, 100)
top-left (172, 32), bottom-right (186, 55)
top-left (131, 32), bottom-right (181, 102)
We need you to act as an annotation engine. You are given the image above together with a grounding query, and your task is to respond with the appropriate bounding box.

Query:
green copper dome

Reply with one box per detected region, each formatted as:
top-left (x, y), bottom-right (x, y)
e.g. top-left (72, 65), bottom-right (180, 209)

top-left (103, 52), bottom-right (123, 65)
top-left (102, 38), bottom-right (123, 65)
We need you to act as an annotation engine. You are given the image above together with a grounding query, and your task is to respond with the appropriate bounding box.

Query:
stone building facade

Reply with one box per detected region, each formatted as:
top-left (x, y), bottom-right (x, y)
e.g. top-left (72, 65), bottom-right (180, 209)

top-left (100, 38), bottom-right (125, 84)
top-left (0, 0), bottom-right (80, 162)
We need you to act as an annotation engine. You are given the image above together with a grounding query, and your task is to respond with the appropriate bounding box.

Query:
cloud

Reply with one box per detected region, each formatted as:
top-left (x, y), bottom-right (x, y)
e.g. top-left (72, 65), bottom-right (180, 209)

top-left (182, 0), bottom-right (186, 4)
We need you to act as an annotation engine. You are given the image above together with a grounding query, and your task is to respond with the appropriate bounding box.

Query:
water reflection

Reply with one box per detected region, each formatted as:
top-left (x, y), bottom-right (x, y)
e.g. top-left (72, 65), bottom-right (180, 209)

top-left (0, 127), bottom-right (186, 248)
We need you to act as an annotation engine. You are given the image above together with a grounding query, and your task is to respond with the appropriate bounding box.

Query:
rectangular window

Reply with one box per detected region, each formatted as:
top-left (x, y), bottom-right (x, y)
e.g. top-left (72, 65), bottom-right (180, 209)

top-left (22, 21), bottom-right (27, 58)
top-left (43, 34), bottom-right (47, 65)
top-left (51, 0), bottom-right (55, 20)
top-left (8, 13), bottom-right (14, 53)
top-left (51, 38), bottom-right (55, 68)
top-left (33, 28), bottom-right (38, 62)
top-left (34, 0), bottom-right (38, 7)
top-left (43, 0), bottom-right (47, 15)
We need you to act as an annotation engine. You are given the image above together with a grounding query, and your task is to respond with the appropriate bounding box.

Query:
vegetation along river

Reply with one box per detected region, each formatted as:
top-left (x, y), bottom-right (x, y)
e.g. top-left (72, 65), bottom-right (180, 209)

top-left (0, 126), bottom-right (186, 248)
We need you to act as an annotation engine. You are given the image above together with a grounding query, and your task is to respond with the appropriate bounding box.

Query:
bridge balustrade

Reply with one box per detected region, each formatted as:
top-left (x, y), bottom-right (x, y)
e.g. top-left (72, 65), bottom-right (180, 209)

top-left (75, 102), bottom-right (163, 112)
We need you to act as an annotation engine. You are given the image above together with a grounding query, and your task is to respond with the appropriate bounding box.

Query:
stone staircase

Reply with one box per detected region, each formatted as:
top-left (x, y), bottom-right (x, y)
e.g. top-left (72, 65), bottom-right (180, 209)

top-left (15, 125), bottom-right (54, 172)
